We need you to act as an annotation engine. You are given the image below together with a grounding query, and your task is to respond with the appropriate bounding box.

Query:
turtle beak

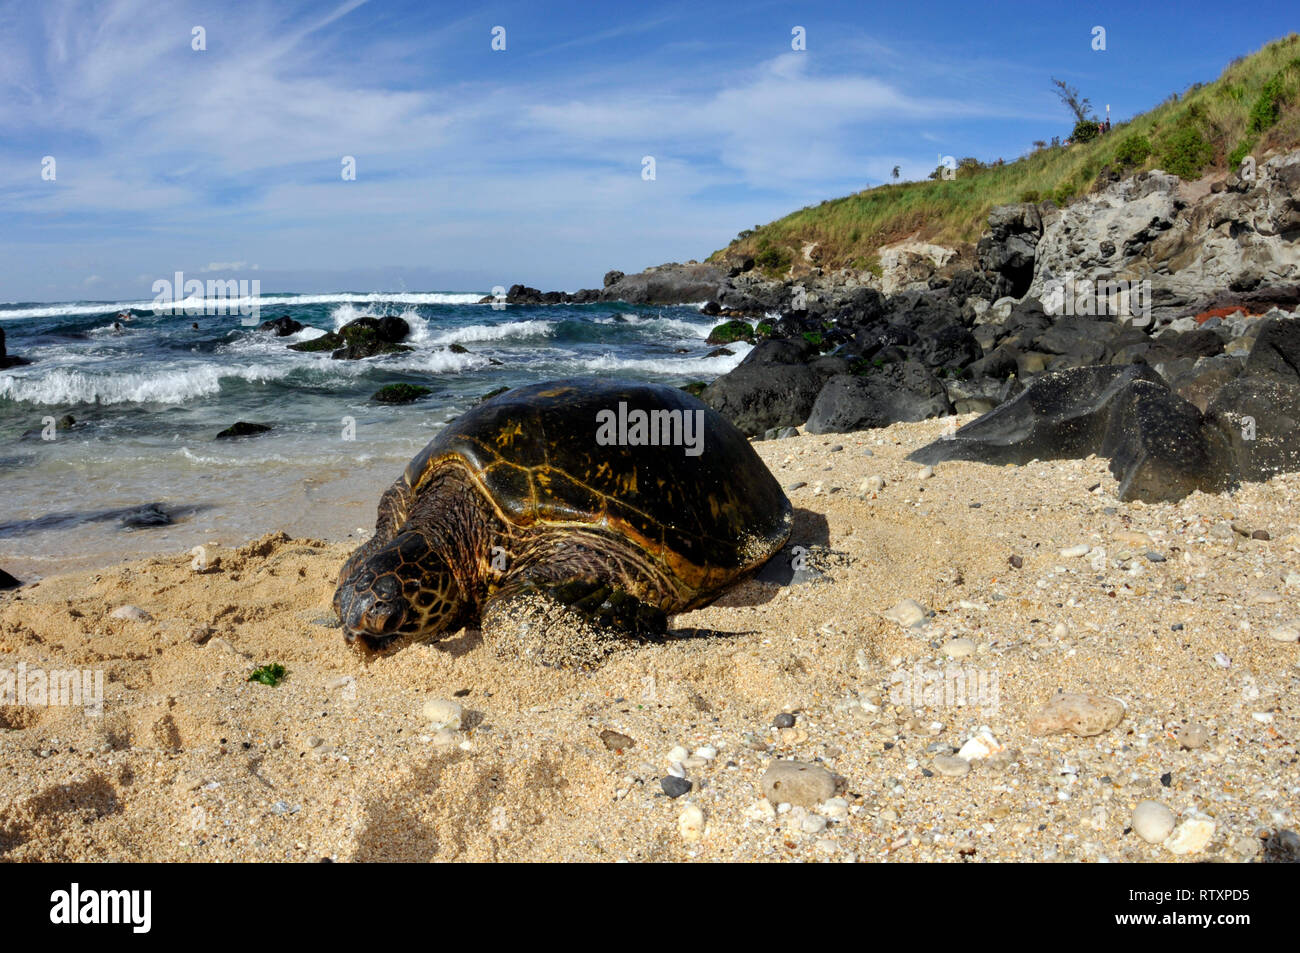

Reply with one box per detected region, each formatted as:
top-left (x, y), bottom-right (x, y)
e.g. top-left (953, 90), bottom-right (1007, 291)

top-left (339, 598), bottom-right (406, 651)
top-left (357, 630), bottom-right (403, 651)
top-left (361, 603), bottom-right (396, 632)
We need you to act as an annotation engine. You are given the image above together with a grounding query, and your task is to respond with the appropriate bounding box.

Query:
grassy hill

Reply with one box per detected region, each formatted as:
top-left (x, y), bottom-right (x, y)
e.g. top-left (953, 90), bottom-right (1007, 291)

top-left (710, 34), bottom-right (1300, 278)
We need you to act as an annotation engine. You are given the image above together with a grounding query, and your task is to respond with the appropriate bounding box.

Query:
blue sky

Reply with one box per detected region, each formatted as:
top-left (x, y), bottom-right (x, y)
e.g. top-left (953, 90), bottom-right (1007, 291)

top-left (1, 0), bottom-right (1296, 301)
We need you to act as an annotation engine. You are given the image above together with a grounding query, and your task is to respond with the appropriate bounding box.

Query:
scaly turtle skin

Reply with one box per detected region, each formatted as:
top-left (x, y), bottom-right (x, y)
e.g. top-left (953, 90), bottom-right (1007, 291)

top-left (334, 378), bottom-right (792, 650)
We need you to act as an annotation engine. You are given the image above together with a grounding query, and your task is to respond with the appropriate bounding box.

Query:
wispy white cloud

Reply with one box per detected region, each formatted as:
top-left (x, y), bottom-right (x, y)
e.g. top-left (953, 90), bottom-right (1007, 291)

top-left (0, 0), bottom-right (1080, 298)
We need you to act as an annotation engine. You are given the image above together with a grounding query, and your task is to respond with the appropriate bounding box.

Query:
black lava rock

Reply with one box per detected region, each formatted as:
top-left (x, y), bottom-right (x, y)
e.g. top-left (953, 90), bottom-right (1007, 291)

top-left (908, 364), bottom-right (1234, 503)
top-left (805, 363), bottom-right (952, 434)
top-left (702, 363), bottom-right (823, 436)
top-left (371, 384), bottom-right (433, 404)
top-left (329, 317), bottom-right (412, 360)
top-left (258, 315), bottom-right (304, 336)
top-left (119, 503), bottom-right (172, 528)
top-left (1205, 376), bottom-right (1300, 483)
top-left (216, 422), bottom-right (272, 439)
top-left (0, 326), bottom-right (32, 369)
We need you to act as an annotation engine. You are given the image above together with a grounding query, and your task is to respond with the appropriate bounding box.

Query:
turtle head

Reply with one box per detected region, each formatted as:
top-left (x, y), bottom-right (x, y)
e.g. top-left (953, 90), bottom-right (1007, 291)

top-left (334, 531), bottom-right (461, 650)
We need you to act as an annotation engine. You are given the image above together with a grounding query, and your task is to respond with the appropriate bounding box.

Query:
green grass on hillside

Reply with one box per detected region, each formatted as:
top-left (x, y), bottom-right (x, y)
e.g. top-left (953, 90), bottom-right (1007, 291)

top-left (711, 35), bottom-right (1300, 277)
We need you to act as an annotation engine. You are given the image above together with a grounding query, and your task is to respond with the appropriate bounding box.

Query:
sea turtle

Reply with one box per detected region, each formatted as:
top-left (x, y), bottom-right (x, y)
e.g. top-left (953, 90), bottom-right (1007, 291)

top-left (334, 378), bottom-right (792, 650)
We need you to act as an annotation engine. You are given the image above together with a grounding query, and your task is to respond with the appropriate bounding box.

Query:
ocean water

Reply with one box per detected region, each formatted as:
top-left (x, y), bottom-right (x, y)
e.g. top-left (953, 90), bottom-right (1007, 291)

top-left (0, 293), bottom-right (749, 579)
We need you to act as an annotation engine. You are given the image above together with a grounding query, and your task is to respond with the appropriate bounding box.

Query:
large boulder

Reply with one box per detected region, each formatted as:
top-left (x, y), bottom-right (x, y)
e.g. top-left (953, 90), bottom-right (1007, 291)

top-left (330, 316), bottom-right (412, 360)
top-left (907, 364), bottom-right (1233, 502)
top-left (1028, 156), bottom-right (1300, 325)
top-left (502, 284), bottom-right (541, 304)
top-left (258, 315), bottom-right (304, 336)
top-left (875, 240), bottom-right (965, 294)
top-left (967, 341), bottom-right (1023, 380)
top-left (0, 327), bottom-right (31, 369)
top-left (852, 321), bottom-right (921, 358)
top-left (1242, 315), bottom-right (1300, 383)
top-left (805, 363), bottom-right (952, 434)
top-left (701, 363), bottom-right (823, 436)
top-left (909, 364), bottom-right (1160, 464)
top-left (1169, 354), bottom-right (1243, 412)
top-left (1205, 376), bottom-right (1300, 483)
top-left (716, 274), bottom-right (789, 313)
top-left (947, 268), bottom-right (997, 308)
top-left (832, 286), bottom-right (890, 326)
top-left (601, 263), bottom-right (725, 305)
top-left (914, 323), bottom-right (983, 372)
top-left (1099, 378), bottom-right (1234, 501)
top-left (977, 203), bottom-right (1043, 299)
top-left (944, 375), bottom-right (1024, 416)
top-left (1033, 316), bottom-right (1115, 363)
top-left (705, 320), bottom-right (754, 345)
top-left (742, 337), bottom-right (817, 366)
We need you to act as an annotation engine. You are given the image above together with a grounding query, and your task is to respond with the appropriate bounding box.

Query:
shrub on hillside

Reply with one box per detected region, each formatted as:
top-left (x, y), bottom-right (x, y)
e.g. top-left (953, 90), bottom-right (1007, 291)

top-left (1228, 138), bottom-right (1254, 170)
top-left (1072, 119), bottom-right (1101, 143)
top-left (1114, 134), bottom-right (1152, 168)
top-left (1053, 179), bottom-right (1078, 206)
top-left (754, 242), bottom-right (792, 276)
top-left (1159, 123), bottom-right (1214, 178)
top-left (850, 255), bottom-right (883, 278)
top-left (1247, 73), bottom-right (1287, 134)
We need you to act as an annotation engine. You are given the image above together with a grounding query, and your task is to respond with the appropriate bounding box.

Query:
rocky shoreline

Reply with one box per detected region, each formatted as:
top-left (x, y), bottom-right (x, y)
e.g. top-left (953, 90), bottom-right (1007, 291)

top-left (513, 149), bottom-right (1300, 503)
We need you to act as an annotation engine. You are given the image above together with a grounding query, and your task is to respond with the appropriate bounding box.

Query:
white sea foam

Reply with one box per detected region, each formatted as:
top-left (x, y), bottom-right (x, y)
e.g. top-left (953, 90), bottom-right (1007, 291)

top-left (222, 325), bottom-right (330, 358)
top-left (325, 304), bottom-right (467, 349)
top-left (85, 323), bottom-right (133, 337)
top-left (572, 343), bottom-right (750, 376)
top-left (328, 302), bottom-right (431, 329)
top-left (0, 363), bottom-right (291, 405)
top-left (177, 447), bottom-right (300, 466)
top-left (592, 313), bottom-right (718, 338)
top-left (424, 320), bottom-right (557, 345)
top-left (390, 349), bottom-right (491, 374)
top-left (0, 292), bottom-right (487, 322)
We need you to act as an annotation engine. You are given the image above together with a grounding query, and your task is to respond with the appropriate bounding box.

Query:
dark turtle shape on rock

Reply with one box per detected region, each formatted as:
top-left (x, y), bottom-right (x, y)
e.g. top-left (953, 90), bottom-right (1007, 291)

top-left (334, 379), bottom-right (792, 650)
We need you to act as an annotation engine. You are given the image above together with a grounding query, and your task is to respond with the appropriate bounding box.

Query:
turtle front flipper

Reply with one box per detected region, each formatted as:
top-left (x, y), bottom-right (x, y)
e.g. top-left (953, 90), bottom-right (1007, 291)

top-left (549, 580), bottom-right (667, 639)
top-left (481, 579), bottom-right (667, 669)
